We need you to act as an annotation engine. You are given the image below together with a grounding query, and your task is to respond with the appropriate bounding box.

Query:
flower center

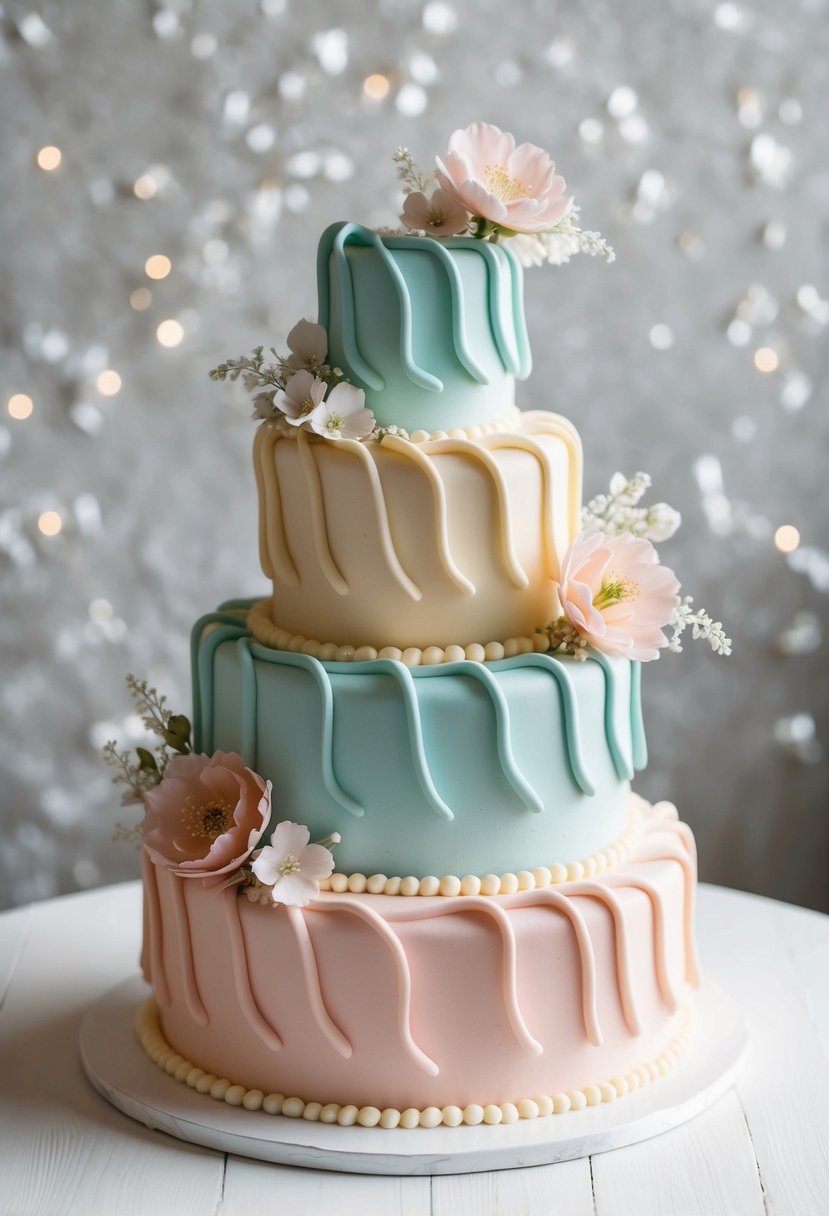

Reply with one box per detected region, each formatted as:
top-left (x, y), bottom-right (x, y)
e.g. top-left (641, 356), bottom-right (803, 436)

top-left (426, 202), bottom-right (446, 227)
top-left (593, 572), bottom-right (640, 612)
top-left (300, 396), bottom-right (317, 416)
top-left (324, 413), bottom-right (344, 433)
top-left (181, 796), bottom-right (233, 839)
top-left (278, 853), bottom-right (301, 877)
top-left (483, 164), bottom-right (531, 203)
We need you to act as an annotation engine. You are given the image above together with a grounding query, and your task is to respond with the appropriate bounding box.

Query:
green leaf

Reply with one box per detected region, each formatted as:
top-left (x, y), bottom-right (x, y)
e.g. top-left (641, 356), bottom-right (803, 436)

top-left (136, 747), bottom-right (158, 772)
top-left (168, 713), bottom-right (191, 740)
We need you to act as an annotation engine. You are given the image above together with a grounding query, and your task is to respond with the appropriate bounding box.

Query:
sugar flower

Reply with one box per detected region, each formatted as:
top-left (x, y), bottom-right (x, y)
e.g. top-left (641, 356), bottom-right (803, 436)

top-left (251, 821), bottom-right (337, 907)
top-left (436, 122), bottom-right (572, 235)
top-left (307, 380), bottom-right (375, 441)
top-left (556, 532), bottom-right (681, 662)
top-left (506, 228), bottom-right (583, 268)
top-left (285, 319), bottom-right (328, 370)
top-left (278, 369), bottom-right (328, 426)
top-left (142, 751), bottom-right (271, 877)
top-left (400, 187), bottom-right (470, 237)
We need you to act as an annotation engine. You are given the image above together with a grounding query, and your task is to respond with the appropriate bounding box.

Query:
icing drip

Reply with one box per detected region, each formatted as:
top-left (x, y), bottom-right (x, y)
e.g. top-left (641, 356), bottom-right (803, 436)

top-left (237, 637), bottom-right (258, 770)
top-left (167, 873), bottom-right (208, 1026)
top-left (191, 613), bottom-right (249, 751)
top-left (586, 650), bottom-right (635, 781)
top-left (480, 432), bottom-right (561, 581)
top-left (449, 238), bottom-right (521, 375)
top-left (604, 873), bottom-right (679, 1012)
top-left (253, 423), bottom-right (299, 586)
top-left (297, 428), bottom-right (349, 596)
top-left (316, 896), bottom-right (440, 1076)
top-left (638, 813), bottom-right (701, 987)
top-left (566, 882), bottom-right (641, 1036)
top-left (141, 851), bottom-right (170, 1007)
top-left (223, 889), bottom-right (283, 1051)
top-left (520, 410), bottom-right (583, 542)
top-left (629, 660), bottom-right (648, 770)
top-left (501, 241), bottom-right (532, 378)
top-left (285, 905), bottom-right (352, 1059)
top-left (140, 869), bottom-right (150, 985)
top-left (420, 436), bottom-right (529, 589)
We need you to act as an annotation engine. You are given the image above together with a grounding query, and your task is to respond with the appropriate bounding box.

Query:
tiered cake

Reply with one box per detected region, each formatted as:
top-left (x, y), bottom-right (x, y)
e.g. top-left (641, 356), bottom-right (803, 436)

top-left (135, 160), bottom-right (701, 1129)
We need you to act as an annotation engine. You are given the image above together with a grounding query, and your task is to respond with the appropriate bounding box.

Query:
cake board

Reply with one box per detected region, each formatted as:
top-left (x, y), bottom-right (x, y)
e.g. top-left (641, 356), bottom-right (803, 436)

top-left (80, 975), bottom-right (746, 1176)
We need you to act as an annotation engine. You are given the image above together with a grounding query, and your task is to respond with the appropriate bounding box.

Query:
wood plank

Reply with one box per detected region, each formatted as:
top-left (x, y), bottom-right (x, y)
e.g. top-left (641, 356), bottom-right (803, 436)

top-left (591, 1086), bottom-right (765, 1215)
top-left (774, 900), bottom-right (829, 1061)
top-left (221, 1156), bottom-right (431, 1215)
top-left (431, 1157), bottom-right (594, 1216)
top-left (0, 882), bottom-right (226, 1216)
top-left (0, 903), bottom-right (31, 1009)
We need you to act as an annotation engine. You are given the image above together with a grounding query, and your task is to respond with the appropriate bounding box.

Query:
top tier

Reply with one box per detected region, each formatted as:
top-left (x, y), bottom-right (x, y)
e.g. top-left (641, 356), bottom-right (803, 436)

top-left (317, 223), bottom-right (532, 434)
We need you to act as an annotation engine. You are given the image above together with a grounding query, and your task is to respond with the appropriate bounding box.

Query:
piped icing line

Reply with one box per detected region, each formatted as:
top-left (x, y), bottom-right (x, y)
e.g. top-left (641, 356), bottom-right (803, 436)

top-left (520, 410), bottom-right (583, 541)
top-left (446, 237), bottom-right (521, 375)
top-left (565, 882), bottom-right (641, 1036)
top-left (479, 431), bottom-right (561, 581)
top-left (338, 437), bottom-right (422, 602)
top-left (297, 428), bottom-right (349, 596)
top-left (377, 434), bottom-right (476, 596)
top-left (629, 660), bottom-right (647, 770)
top-left (223, 888), bottom-right (283, 1051)
top-left (586, 650), bottom-right (635, 781)
top-left (191, 614), bottom-right (249, 751)
top-left (140, 869), bottom-right (151, 985)
top-left (420, 436), bottom-right (529, 589)
top-left (414, 660), bottom-right (544, 814)
top-left (312, 896), bottom-right (440, 1077)
top-left (141, 851), bottom-right (170, 1007)
top-left (284, 905), bottom-right (352, 1059)
top-left (167, 874), bottom-right (208, 1026)
top-left (253, 423), bottom-right (300, 586)
top-left (386, 896), bottom-right (543, 1056)
top-left (317, 223), bottom-right (384, 391)
top-left (248, 643), bottom-right (365, 820)
top-left (137, 997), bottom-right (694, 1128)
top-left (603, 872), bottom-right (679, 1012)
top-left (237, 638), bottom-right (258, 770)
top-left (501, 240), bottom-right (532, 379)
top-left (634, 817), bottom-right (700, 988)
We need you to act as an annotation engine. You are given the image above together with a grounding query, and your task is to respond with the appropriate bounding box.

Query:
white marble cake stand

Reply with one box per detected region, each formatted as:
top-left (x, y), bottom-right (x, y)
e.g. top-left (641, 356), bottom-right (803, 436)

top-left (80, 975), bottom-right (746, 1177)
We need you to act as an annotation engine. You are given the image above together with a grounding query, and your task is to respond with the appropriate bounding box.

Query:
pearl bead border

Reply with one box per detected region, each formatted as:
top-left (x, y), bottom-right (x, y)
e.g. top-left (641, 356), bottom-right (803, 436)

top-left (136, 998), bottom-right (694, 1130)
top-left (269, 405), bottom-right (522, 447)
top-left (248, 597), bottom-right (551, 667)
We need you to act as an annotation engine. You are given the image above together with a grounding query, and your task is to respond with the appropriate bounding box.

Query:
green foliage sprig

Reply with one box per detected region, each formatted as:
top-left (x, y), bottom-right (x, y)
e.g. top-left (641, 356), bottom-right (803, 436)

top-left (103, 674), bottom-right (192, 807)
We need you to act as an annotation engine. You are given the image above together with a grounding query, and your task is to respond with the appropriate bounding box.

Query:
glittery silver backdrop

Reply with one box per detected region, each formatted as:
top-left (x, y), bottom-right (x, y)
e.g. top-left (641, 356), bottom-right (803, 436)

top-left (1, 0), bottom-right (827, 912)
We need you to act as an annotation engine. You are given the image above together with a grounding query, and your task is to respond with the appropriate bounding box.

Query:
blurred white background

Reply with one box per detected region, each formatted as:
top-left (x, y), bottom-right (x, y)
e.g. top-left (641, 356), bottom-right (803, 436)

top-left (1, 0), bottom-right (827, 911)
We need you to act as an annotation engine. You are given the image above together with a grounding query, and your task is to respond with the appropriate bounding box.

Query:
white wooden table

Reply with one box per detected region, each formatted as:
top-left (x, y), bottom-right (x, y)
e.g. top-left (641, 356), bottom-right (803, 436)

top-left (1, 882), bottom-right (828, 1216)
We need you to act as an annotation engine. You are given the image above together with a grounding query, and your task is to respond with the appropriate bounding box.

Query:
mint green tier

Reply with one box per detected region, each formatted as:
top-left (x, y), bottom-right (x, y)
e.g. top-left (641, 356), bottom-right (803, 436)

top-left (192, 603), bottom-right (647, 878)
top-left (317, 223), bottom-right (531, 433)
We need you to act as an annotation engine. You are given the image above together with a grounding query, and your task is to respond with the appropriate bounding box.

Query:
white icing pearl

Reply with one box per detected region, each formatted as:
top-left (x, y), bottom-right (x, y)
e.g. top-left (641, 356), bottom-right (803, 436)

top-left (600, 1083), bottom-right (617, 1103)
top-left (318, 642), bottom-right (338, 661)
top-left (647, 1061), bottom-right (661, 1082)
top-left (499, 873), bottom-right (519, 895)
top-left (186, 1067), bottom-right (205, 1088)
top-left (535, 1095), bottom-right (554, 1118)
top-left (533, 631), bottom-right (550, 652)
top-left (320, 1103), bottom-right (340, 1123)
top-left (567, 1090), bottom-right (587, 1112)
top-left (625, 1072), bottom-right (640, 1092)
top-left (444, 644), bottom-right (465, 663)
top-left (500, 1103), bottom-right (519, 1124)
top-left (354, 645), bottom-right (378, 662)
top-left (552, 1093), bottom-right (571, 1114)
top-left (303, 1101), bottom-right (323, 1121)
top-left (243, 1089), bottom-right (264, 1111)
top-left (380, 1108), bottom-right (401, 1129)
top-left (402, 647), bottom-right (422, 667)
top-left (273, 629), bottom-right (292, 649)
top-left (330, 873), bottom-right (348, 893)
top-left (347, 873), bottom-right (367, 893)
top-left (174, 1060), bottom-right (191, 1082)
top-left (516, 870), bottom-right (535, 891)
top-left (224, 1084), bottom-right (247, 1107)
top-left (583, 1085), bottom-right (602, 1107)
top-left (483, 1104), bottom-right (502, 1125)
top-left (357, 1106), bottom-right (382, 1127)
top-left (288, 635), bottom-right (307, 653)
top-left (334, 645), bottom-right (355, 662)
top-left (467, 425), bottom-right (483, 439)
top-left (636, 1065), bottom-right (650, 1085)
top-left (593, 851), bottom-right (608, 872)
top-left (484, 641), bottom-right (505, 662)
top-left (448, 428), bottom-right (467, 439)
top-left (419, 876), bottom-right (440, 897)
top-left (503, 638), bottom-right (520, 658)
top-left (610, 1075), bottom-right (628, 1097)
top-left (582, 856), bottom-right (597, 878)
top-left (282, 1096), bottom-right (305, 1119)
top-left (566, 861), bottom-right (585, 881)
top-left (210, 1078), bottom-right (231, 1100)
top-left (337, 1104), bottom-right (359, 1126)
top-left (517, 1099), bottom-right (540, 1120)
top-left (301, 639), bottom-right (322, 658)
top-left (400, 876), bottom-right (420, 897)
top-left (533, 866), bottom-right (552, 889)
top-left (431, 429), bottom-right (448, 440)
top-left (442, 1105), bottom-right (463, 1127)
top-left (517, 637), bottom-right (533, 654)
top-left (549, 863), bottom-right (568, 884)
top-left (465, 643), bottom-right (486, 663)
top-left (410, 429), bottom-right (429, 443)
top-left (460, 874), bottom-right (481, 896)
top-left (366, 873), bottom-right (387, 894)
top-left (421, 646), bottom-right (444, 666)
top-left (419, 1106), bottom-right (442, 1128)
top-left (263, 1092), bottom-right (285, 1114)
top-left (196, 1074), bottom-right (217, 1094)
top-left (400, 1107), bottom-right (421, 1129)
top-left (439, 875), bottom-right (461, 897)
top-left (165, 1055), bottom-right (184, 1074)
top-left (384, 876), bottom-right (402, 895)
top-left (480, 874), bottom-right (500, 896)
top-left (378, 646), bottom-right (402, 661)
top-left (463, 1104), bottom-right (484, 1126)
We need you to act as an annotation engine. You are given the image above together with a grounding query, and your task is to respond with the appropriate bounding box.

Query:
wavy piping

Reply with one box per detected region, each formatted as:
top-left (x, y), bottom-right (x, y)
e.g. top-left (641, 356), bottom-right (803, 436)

top-left (566, 882), bottom-right (641, 1035)
top-left (249, 643), bottom-right (364, 819)
top-left (520, 410), bottom-right (584, 541)
top-left (446, 238), bottom-right (520, 375)
top-left (285, 905), bottom-right (352, 1059)
top-left (420, 436), bottom-right (529, 589)
top-left (297, 429), bottom-right (349, 596)
top-left (636, 825), bottom-right (700, 987)
top-left (318, 223), bottom-right (384, 390)
top-left (586, 651), bottom-right (635, 781)
top-left (253, 423), bottom-right (300, 586)
top-left (167, 874), bottom-right (208, 1026)
top-left (501, 242), bottom-right (532, 378)
top-left (223, 890), bottom-right (283, 1051)
top-left (388, 897), bottom-right (543, 1056)
top-left (316, 896), bottom-right (439, 1076)
top-left (191, 618), bottom-right (248, 753)
top-left (377, 434), bottom-right (475, 596)
top-left (629, 660), bottom-right (648, 770)
top-left (604, 872), bottom-right (679, 1011)
top-left (479, 431), bottom-right (560, 580)
top-left (338, 437), bottom-right (422, 601)
top-left (141, 853), bottom-right (170, 1007)
top-left (237, 638), bottom-right (258, 770)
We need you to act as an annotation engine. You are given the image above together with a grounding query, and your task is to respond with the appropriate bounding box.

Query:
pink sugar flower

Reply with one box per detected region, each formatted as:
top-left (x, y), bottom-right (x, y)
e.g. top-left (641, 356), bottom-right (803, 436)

top-left (400, 187), bottom-right (470, 237)
top-left (557, 533), bottom-right (681, 661)
top-left (143, 751), bottom-right (271, 877)
top-left (436, 122), bottom-right (572, 235)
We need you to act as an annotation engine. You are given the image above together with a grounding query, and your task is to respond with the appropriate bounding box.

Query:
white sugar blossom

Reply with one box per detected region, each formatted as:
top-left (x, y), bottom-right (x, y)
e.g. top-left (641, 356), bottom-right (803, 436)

top-left (400, 187), bottom-right (470, 237)
top-left (307, 381), bottom-right (375, 441)
top-left (278, 369), bottom-right (327, 426)
top-left (669, 598), bottom-right (732, 656)
top-left (251, 389), bottom-right (278, 421)
top-left (504, 204), bottom-right (615, 267)
top-left (582, 471), bottom-right (682, 542)
top-left (251, 821), bottom-right (338, 907)
top-left (285, 319), bottom-right (328, 370)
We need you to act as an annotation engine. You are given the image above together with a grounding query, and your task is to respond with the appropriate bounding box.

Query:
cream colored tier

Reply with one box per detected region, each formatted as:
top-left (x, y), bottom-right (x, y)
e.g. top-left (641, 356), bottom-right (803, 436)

top-left (253, 408), bottom-right (582, 650)
top-left (141, 799), bottom-right (699, 1114)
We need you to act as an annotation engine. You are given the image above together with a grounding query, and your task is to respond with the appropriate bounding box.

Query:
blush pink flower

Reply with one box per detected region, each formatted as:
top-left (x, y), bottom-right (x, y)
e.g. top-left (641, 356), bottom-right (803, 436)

top-left (251, 821), bottom-right (337, 907)
top-left (400, 187), bottom-right (470, 236)
top-left (142, 751), bottom-right (271, 877)
top-left (436, 122), bottom-right (572, 235)
top-left (557, 533), bottom-right (681, 661)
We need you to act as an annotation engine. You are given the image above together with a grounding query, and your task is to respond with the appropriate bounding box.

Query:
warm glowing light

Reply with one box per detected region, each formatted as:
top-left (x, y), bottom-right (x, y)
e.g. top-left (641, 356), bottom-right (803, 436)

top-left (363, 73), bottom-right (390, 99)
top-left (8, 393), bottom-right (34, 420)
top-left (130, 287), bottom-right (152, 311)
top-left (754, 346), bottom-right (779, 373)
top-left (774, 524), bottom-right (800, 553)
top-left (156, 319), bottom-right (184, 347)
top-left (97, 370), bottom-right (122, 396)
top-left (37, 145), bottom-right (62, 171)
top-left (38, 510), bottom-right (63, 537)
top-left (144, 254), bottom-right (172, 280)
top-left (133, 174), bottom-right (158, 200)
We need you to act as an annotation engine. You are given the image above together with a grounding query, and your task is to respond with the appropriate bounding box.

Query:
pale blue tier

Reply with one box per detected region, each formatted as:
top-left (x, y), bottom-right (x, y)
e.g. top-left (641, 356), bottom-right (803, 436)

top-left (192, 603), bottom-right (647, 878)
top-left (317, 223), bottom-right (531, 433)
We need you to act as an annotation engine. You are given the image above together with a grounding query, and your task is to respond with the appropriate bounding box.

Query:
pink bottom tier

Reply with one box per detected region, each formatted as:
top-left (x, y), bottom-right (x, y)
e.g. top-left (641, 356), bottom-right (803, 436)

top-left (141, 800), bottom-right (699, 1114)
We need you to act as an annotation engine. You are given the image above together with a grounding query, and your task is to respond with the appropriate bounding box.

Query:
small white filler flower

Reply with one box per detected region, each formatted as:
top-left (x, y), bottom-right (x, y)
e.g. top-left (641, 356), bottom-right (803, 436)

top-left (251, 821), bottom-right (339, 907)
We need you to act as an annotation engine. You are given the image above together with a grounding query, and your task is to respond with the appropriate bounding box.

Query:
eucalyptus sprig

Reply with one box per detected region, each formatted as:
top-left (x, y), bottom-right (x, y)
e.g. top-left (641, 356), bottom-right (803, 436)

top-left (392, 146), bottom-right (435, 195)
top-left (103, 674), bottom-right (192, 806)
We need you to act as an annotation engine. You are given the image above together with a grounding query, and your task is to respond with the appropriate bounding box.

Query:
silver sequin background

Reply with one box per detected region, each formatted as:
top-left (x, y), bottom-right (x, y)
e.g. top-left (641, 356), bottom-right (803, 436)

top-left (1, 0), bottom-right (827, 912)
